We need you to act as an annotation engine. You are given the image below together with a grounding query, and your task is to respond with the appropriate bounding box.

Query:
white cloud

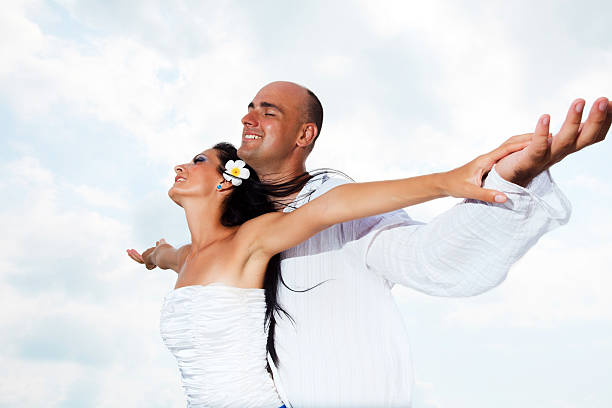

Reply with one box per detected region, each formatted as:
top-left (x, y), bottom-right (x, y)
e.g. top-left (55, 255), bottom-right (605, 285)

top-left (413, 380), bottom-right (442, 408)
top-left (315, 55), bottom-right (353, 77)
top-left (72, 184), bottom-right (129, 209)
top-left (566, 173), bottom-right (612, 198)
top-left (0, 1), bottom-right (265, 168)
top-left (0, 155), bottom-right (187, 406)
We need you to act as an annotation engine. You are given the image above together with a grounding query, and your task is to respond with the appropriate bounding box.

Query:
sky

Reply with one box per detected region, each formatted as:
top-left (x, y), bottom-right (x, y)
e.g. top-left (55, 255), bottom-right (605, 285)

top-left (1, 0), bottom-right (611, 407)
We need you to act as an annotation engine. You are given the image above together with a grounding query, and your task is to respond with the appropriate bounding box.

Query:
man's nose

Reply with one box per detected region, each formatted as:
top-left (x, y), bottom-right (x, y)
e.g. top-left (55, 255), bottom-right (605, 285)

top-left (241, 111), bottom-right (258, 127)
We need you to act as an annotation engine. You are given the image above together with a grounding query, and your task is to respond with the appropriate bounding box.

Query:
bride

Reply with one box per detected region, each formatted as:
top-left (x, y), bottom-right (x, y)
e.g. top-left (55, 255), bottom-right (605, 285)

top-left (127, 138), bottom-right (528, 408)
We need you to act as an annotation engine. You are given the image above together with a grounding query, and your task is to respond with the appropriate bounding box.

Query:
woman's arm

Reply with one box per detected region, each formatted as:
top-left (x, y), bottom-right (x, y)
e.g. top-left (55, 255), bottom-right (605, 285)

top-left (244, 135), bottom-right (531, 258)
top-left (127, 239), bottom-right (190, 274)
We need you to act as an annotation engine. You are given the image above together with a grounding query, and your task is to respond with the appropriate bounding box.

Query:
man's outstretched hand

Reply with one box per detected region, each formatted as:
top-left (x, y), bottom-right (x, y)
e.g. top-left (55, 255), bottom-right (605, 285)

top-left (495, 97), bottom-right (611, 187)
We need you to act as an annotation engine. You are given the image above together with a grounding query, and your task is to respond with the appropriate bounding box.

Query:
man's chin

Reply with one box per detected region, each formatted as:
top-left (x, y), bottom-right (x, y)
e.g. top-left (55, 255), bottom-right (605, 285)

top-left (237, 144), bottom-right (252, 161)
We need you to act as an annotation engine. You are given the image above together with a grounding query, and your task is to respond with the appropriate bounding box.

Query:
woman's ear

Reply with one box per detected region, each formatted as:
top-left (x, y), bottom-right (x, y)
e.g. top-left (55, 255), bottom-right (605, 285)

top-left (215, 180), bottom-right (233, 193)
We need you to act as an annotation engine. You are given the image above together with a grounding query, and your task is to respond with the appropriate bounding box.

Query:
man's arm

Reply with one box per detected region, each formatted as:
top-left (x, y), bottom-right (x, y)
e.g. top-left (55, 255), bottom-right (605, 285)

top-left (363, 99), bottom-right (606, 296)
top-left (363, 166), bottom-right (571, 296)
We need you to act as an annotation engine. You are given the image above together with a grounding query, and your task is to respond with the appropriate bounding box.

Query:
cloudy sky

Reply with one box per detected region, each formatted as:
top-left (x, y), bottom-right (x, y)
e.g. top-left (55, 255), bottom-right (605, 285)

top-left (1, 1), bottom-right (611, 407)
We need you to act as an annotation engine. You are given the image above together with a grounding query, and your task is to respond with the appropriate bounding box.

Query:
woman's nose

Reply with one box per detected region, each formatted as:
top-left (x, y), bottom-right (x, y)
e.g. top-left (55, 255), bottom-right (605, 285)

top-left (174, 164), bottom-right (184, 173)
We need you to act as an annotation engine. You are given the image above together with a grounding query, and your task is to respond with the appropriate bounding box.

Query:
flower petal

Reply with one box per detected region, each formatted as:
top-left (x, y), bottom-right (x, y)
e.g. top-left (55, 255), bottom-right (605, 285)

top-left (222, 173), bottom-right (232, 182)
top-left (240, 167), bottom-right (250, 179)
top-left (235, 160), bottom-right (246, 169)
top-left (225, 160), bottom-right (235, 171)
top-left (231, 177), bottom-right (242, 186)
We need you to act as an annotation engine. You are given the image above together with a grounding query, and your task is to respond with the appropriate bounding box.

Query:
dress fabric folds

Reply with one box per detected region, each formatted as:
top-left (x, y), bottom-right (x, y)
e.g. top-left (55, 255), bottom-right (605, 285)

top-left (160, 283), bottom-right (283, 408)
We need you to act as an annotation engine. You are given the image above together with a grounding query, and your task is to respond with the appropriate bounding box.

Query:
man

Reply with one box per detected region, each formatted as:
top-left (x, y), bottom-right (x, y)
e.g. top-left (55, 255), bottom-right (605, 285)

top-left (236, 81), bottom-right (610, 407)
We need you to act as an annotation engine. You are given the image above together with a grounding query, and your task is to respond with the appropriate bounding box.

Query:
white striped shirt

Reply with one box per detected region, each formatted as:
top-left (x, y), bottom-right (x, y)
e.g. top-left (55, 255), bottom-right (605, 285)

top-left (269, 167), bottom-right (571, 407)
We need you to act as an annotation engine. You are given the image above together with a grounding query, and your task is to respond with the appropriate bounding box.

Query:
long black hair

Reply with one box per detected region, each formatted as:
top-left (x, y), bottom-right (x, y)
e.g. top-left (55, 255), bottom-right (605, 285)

top-left (212, 142), bottom-right (319, 369)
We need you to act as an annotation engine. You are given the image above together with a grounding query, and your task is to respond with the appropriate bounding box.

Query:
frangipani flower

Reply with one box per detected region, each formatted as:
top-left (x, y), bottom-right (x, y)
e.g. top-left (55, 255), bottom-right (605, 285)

top-left (223, 160), bottom-right (250, 186)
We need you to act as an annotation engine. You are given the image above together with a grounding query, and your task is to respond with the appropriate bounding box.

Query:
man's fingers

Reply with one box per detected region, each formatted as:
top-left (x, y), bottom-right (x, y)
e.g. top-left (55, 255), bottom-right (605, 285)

top-left (525, 114), bottom-right (551, 159)
top-left (574, 97), bottom-right (609, 151)
top-left (535, 114), bottom-right (550, 139)
top-left (556, 98), bottom-right (585, 143)
top-left (595, 100), bottom-right (612, 143)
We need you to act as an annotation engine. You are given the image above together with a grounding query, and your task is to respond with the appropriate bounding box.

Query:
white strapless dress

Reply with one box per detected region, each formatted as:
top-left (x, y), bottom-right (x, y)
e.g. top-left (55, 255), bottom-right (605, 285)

top-left (160, 283), bottom-right (284, 408)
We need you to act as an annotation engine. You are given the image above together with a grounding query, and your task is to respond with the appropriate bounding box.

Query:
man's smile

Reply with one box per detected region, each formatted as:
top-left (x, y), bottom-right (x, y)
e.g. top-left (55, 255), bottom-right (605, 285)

top-left (243, 132), bottom-right (262, 140)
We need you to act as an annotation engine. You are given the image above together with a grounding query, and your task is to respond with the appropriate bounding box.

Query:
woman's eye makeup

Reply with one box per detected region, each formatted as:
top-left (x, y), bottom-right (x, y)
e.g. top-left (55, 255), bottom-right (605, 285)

top-left (193, 155), bottom-right (207, 164)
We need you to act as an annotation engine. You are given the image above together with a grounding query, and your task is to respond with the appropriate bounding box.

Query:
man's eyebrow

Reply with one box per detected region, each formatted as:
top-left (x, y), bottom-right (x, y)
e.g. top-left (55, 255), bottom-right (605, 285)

top-left (260, 102), bottom-right (283, 112)
top-left (247, 101), bottom-right (284, 113)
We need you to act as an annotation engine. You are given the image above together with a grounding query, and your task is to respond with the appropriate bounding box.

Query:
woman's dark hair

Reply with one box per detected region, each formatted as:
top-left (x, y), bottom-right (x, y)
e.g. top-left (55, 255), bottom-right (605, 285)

top-left (212, 142), bottom-right (318, 370)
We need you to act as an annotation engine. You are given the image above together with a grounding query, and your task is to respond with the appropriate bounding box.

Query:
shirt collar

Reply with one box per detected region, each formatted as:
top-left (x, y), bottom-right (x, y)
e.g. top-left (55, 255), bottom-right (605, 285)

top-left (283, 173), bottom-right (330, 213)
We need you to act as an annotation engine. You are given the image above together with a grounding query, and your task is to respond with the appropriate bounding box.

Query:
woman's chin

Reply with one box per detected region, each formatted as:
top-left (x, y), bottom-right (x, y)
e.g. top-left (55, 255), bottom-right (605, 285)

top-left (168, 188), bottom-right (184, 207)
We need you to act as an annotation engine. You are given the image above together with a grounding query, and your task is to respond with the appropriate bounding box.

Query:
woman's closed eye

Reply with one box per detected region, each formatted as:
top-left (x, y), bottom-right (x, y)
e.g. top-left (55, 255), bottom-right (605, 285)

top-left (193, 154), bottom-right (207, 164)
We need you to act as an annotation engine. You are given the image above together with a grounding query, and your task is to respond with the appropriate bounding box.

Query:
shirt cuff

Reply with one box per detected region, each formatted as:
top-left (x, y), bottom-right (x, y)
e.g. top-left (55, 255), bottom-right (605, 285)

top-left (479, 165), bottom-right (572, 223)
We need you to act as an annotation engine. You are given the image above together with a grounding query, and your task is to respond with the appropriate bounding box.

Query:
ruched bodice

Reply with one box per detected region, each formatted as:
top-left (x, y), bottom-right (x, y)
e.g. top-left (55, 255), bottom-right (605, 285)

top-left (160, 283), bottom-right (283, 408)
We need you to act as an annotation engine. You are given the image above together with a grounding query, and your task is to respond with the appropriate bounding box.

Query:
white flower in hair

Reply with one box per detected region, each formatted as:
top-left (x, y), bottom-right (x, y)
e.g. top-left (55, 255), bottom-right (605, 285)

top-left (223, 160), bottom-right (251, 186)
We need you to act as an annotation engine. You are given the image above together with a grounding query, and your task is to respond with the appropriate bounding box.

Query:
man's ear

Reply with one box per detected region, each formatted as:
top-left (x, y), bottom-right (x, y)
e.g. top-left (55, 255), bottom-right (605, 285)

top-left (296, 123), bottom-right (318, 148)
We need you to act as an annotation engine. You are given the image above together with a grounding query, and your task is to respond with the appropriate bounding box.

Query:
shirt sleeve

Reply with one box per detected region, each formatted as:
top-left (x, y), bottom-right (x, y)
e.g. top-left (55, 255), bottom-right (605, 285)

top-left (362, 166), bottom-right (572, 297)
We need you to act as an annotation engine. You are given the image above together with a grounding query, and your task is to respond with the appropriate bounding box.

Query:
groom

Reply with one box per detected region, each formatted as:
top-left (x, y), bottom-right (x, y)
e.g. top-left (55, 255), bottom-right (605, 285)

top-left (235, 81), bottom-right (610, 407)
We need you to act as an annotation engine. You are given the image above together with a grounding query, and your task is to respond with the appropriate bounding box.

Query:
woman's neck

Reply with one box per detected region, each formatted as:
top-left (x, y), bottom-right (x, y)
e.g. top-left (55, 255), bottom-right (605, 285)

top-left (182, 199), bottom-right (232, 251)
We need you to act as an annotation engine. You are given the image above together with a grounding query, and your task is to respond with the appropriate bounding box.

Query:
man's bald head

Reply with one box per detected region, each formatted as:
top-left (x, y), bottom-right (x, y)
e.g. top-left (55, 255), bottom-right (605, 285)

top-left (238, 81), bottom-right (324, 177)
top-left (262, 81), bottom-right (323, 143)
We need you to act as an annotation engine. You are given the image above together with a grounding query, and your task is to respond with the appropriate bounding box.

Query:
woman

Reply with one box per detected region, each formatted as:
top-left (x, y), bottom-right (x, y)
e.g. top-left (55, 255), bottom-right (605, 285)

top-left (127, 138), bottom-right (528, 408)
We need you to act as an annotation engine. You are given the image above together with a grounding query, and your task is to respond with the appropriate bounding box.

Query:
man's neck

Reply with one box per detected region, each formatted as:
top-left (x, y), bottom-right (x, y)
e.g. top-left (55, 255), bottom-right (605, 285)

top-left (257, 164), bottom-right (310, 208)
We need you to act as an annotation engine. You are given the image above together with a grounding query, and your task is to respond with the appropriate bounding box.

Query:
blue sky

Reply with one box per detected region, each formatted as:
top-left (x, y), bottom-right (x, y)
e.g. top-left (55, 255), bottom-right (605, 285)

top-left (1, 1), bottom-right (611, 407)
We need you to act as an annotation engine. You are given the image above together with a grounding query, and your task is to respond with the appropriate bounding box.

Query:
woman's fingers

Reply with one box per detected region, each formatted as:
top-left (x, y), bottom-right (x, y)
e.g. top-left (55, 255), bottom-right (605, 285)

top-left (126, 249), bottom-right (144, 264)
top-left (504, 133), bottom-right (533, 144)
top-left (464, 184), bottom-right (507, 204)
top-left (487, 140), bottom-right (531, 163)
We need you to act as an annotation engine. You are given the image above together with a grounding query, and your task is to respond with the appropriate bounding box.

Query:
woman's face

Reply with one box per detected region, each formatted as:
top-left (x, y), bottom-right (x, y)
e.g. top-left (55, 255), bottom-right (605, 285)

top-left (168, 148), bottom-right (224, 206)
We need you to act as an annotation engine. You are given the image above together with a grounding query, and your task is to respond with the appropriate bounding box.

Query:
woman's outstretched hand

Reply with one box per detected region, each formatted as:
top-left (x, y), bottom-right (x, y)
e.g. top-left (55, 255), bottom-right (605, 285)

top-left (126, 238), bottom-right (168, 270)
top-left (439, 134), bottom-right (533, 204)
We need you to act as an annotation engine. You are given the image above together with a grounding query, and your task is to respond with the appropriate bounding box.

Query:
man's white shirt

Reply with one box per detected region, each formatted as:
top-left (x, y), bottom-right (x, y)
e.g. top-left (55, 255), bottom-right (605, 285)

top-left (268, 167), bottom-right (571, 407)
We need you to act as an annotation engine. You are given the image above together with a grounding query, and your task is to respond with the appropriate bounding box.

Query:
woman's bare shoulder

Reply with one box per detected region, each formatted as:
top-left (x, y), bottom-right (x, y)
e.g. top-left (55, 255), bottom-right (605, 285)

top-left (236, 212), bottom-right (285, 240)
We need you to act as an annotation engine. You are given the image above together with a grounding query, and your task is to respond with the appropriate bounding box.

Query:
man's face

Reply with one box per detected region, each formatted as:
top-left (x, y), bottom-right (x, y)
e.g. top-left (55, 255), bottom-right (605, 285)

top-left (238, 82), bottom-right (306, 170)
